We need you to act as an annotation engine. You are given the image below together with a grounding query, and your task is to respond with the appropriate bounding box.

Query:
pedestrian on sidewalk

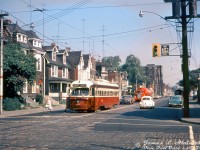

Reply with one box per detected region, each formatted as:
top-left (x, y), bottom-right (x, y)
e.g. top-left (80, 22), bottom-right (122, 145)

top-left (44, 97), bottom-right (53, 112)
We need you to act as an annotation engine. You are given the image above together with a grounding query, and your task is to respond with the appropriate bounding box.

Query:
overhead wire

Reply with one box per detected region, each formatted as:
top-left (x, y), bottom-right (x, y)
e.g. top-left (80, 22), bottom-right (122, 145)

top-left (18, 0), bottom-right (93, 36)
top-left (32, 0), bottom-right (92, 26)
top-left (2, 1), bottom-right (182, 60)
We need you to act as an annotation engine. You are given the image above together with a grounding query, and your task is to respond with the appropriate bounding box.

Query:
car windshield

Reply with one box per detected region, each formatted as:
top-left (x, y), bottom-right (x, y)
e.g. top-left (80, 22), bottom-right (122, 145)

top-left (170, 96), bottom-right (181, 100)
top-left (71, 88), bottom-right (89, 96)
top-left (123, 96), bottom-right (132, 98)
top-left (142, 98), bottom-right (150, 100)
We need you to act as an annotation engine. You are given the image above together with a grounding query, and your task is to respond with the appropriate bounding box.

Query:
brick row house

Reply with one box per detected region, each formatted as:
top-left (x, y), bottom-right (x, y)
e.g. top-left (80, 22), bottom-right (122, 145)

top-left (3, 20), bottom-right (45, 101)
top-left (2, 19), bottom-right (128, 103)
top-left (43, 44), bottom-right (73, 102)
top-left (2, 20), bottom-right (97, 103)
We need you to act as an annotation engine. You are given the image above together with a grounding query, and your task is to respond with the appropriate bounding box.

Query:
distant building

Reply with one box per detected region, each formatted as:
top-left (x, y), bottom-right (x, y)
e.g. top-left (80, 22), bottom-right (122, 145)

top-left (96, 61), bottom-right (108, 80)
top-left (143, 64), bottom-right (163, 96)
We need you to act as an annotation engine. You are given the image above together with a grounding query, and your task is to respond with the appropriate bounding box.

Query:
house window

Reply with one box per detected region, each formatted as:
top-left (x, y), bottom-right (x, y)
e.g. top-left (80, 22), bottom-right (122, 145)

top-left (37, 58), bottom-right (41, 71)
top-left (20, 35), bottom-right (23, 41)
top-left (24, 36), bottom-right (27, 43)
top-left (33, 40), bottom-right (36, 46)
top-left (32, 81), bottom-right (37, 93)
top-left (52, 51), bottom-right (56, 61)
top-left (38, 42), bottom-right (41, 48)
top-left (50, 83), bottom-right (60, 93)
top-left (62, 68), bottom-right (66, 78)
top-left (63, 55), bottom-right (66, 64)
top-left (17, 34), bottom-right (21, 42)
top-left (62, 68), bottom-right (68, 78)
top-left (62, 83), bottom-right (67, 92)
top-left (23, 80), bottom-right (28, 93)
top-left (51, 65), bottom-right (58, 77)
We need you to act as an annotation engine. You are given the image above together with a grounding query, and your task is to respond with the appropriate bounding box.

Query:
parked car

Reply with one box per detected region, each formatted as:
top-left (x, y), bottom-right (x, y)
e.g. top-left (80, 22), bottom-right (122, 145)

top-left (140, 96), bottom-right (155, 109)
top-left (154, 95), bottom-right (162, 99)
top-left (168, 95), bottom-right (183, 107)
top-left (120, 95), bottom-right (134, 104)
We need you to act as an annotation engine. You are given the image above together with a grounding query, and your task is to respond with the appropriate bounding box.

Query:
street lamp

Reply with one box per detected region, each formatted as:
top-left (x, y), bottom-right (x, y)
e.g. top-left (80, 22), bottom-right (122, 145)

top-left (139, 10), bottom-right (167, 21)
top-left (139, 10), bottom-right (176, 32)
top-left (139, 7), bottom-right (190, 117)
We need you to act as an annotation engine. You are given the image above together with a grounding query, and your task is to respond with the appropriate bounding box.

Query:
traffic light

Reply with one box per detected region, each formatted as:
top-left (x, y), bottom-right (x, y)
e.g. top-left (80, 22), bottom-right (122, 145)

top-left (152, 43), bottom-right (161, 57)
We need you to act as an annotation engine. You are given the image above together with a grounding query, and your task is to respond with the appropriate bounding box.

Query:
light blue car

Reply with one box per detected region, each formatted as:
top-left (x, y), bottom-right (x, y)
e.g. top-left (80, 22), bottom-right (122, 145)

top-left (168, 95), bottom-right (183, 107)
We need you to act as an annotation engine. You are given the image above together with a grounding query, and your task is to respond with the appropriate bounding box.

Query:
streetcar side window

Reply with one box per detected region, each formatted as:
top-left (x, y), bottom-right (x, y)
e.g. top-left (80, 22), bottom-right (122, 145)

top-left (71, 88), bottom-right (89, 96)
top-left (92, 88), bottom-right (95, 96)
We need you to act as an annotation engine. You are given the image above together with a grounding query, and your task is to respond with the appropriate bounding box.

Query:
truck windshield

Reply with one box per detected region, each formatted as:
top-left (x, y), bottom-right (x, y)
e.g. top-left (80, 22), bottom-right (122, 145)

top-left (71, 88), bottom-right (89, 96)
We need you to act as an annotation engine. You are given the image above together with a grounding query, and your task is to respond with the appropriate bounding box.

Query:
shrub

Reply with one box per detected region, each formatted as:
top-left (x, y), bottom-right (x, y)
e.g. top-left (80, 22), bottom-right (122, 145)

top-left (16, 96), bottom-right (26, 104)
top-left (3, 97), bottom-right (22, 111)
top-left (35, 94), bottom-right (43, 104)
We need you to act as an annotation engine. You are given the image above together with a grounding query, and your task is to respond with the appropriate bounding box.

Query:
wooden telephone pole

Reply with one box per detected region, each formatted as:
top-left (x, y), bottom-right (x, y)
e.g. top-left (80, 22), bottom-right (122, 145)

top-left (164, 0), bottom-right (200, 117)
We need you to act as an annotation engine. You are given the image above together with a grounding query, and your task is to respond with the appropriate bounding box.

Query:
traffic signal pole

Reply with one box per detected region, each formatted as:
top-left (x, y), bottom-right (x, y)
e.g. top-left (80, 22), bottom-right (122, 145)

top-left (181, 0), bottom-right (190, 117)
top-left (164, 0), bottom-right (200, 117)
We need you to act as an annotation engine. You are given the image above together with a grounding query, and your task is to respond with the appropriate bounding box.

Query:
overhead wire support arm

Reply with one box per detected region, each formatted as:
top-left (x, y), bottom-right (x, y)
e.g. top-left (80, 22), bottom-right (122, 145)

top-left (164, 0), bottom-right (200, 118)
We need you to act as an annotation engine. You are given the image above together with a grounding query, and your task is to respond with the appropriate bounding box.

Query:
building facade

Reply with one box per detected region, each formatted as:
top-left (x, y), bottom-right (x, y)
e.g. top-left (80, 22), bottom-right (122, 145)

top-left (143, 64), bottom-right (163, 96)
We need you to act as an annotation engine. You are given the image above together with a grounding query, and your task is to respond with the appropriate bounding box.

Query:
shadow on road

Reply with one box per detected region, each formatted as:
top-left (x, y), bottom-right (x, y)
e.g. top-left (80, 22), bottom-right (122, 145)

top-left (120, 106), bottom-right (183, 121)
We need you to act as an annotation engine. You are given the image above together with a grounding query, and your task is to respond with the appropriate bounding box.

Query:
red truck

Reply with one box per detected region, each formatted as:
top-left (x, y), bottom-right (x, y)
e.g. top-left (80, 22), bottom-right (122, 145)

top-left (134, 87), bottom-right (153, 102)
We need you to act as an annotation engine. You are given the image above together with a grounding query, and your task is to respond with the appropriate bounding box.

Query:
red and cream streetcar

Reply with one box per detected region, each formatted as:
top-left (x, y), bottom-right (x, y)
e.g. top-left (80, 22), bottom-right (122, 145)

top-left (66, 79), bottom-right (119, 112)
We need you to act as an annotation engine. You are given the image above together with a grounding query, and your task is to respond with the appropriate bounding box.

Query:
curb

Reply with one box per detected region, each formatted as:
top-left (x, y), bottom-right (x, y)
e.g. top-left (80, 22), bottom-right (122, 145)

top-left (179, 118), bottom-right (200, 125)
top-left (0, 104), bottom-right (66, 118)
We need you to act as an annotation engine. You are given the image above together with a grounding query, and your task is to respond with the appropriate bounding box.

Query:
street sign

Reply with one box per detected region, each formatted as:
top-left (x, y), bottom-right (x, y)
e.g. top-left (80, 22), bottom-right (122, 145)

top-left (161, 45), bottom-right (169, 56)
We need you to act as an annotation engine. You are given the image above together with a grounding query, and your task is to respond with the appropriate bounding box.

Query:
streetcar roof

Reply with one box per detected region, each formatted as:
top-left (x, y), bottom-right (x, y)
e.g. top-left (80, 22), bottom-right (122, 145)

top-left (71, 79), bottom-right (119, 88)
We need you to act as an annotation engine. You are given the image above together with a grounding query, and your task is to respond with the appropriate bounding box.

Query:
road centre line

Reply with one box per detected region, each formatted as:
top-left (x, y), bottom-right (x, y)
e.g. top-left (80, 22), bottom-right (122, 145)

top-left (189, 126), bottom-right (196, 150)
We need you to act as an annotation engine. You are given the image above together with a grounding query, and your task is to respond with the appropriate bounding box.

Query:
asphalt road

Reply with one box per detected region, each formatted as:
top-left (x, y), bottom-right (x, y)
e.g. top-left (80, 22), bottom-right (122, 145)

top-left (0, 97), bottom-right (200, 150)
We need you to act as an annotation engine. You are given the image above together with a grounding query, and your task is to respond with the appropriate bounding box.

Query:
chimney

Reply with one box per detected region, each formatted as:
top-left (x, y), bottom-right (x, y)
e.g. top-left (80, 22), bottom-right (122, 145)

top-left (51, 43), bottom-right (56, 46)
top-left (66, 47), bottom-right (71, 52)
top-left (4, 19), bottom-right (12, 25)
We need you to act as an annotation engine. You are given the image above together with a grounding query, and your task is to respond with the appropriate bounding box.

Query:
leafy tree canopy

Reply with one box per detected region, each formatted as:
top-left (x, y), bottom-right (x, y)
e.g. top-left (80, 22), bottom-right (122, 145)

top-left (178, 68), bottom-right (200, 91)
top-left (102, 56), bottom-right (121, 71)
top-left (3, 42), bottom-right (37, 97)
top-left (120, 54), bottom-right (146, 85)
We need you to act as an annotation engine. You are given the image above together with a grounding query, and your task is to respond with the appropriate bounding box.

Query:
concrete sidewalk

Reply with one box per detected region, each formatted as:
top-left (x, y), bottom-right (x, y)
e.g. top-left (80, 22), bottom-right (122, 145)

top-left (0, 104), bottom-right (66, 117)
top-left (180, 100), bottom-right (200, 125)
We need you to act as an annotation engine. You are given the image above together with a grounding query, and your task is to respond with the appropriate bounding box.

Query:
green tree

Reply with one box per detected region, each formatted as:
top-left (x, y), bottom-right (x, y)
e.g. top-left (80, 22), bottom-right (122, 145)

top-left (120, 54), bottom-right (146, 85)
top-left (178, 68), bottom-right (200, 90)
top-left (102, 56), bottom-right (121, 71)
top-left (189, 69), bottom-right (200, 90)
top-left (3, 42), bottom-right (37, 97)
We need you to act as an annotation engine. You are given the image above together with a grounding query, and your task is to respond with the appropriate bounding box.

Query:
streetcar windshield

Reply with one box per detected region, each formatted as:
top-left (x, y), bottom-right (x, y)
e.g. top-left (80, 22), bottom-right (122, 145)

top-left (71, 88), bottom-right (89, 96)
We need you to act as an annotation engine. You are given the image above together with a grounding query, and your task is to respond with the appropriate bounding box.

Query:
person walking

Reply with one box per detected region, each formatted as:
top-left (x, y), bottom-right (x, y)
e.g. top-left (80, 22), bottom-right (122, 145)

top-left (44, 97), bottom-right (53, 112)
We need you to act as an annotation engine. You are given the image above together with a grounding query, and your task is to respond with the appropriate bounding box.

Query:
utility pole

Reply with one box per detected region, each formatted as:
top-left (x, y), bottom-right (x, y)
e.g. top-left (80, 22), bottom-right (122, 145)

top-left (198, 72), bottom-right (200, 102)
top-left (164, 0), bottom-right (200, 117)
top-left (181, 0), bottom-right (190, 118)
top-left (0, 12), bottom-right (8, 114)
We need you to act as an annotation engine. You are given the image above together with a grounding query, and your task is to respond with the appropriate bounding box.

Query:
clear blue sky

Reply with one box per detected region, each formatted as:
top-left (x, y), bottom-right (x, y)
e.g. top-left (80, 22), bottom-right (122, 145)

top-left (1, 0), bottom-right (200, 86)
